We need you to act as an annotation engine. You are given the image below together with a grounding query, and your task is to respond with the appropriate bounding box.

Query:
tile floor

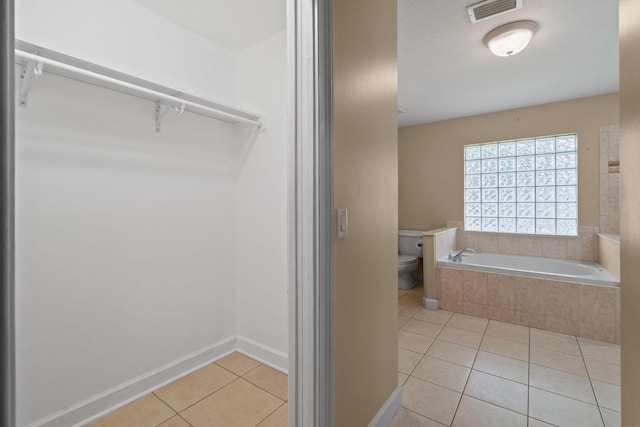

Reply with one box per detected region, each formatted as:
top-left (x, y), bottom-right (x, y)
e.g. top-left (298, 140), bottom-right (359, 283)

top-left (86, 352), bottom-right (287, 427)
top-left (392, 284), bottom-right (621, 427)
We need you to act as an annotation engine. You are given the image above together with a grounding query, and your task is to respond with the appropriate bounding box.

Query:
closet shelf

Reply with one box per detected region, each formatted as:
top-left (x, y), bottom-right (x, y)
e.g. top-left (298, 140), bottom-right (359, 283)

top-left (14, 40), bottom-right (263, 130)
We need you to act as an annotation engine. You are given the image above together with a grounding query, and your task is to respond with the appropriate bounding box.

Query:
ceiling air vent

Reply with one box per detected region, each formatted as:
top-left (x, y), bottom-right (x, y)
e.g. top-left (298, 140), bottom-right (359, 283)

top-left (467, 0), bottom-right (523, 23)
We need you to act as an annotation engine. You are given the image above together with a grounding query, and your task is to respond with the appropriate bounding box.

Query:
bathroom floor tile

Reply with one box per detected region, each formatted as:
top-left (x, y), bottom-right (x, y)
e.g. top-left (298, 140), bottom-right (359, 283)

top-left (399, 330), bottom-right (435, 354)
top-left (473, 351), bottom-right (528, 384)
top-left (584, 357), bottom-right (621, 385)
top-left (402, 376), bottom-right (462, 426)
top-left (157, 416), bottom-right (191, 427)
top-left (389, 408), bottom-right (447, 427)
top-left (402, 318), bottom-right (444, 338)
top-left (426, 339), bottom-right (478, 368)
top-left (480, 335), bottom-right (529, 362)
top-left (153, 362), bottom-right (238, 412)
top-left (485, 320), bottom-right (529, 344)
top-left (452, 395), bottom-right (527, 427)
top-left (399, 373), bottom-right (409, 386)
top-left (399, 291), bottom-right (424, 307)
top-left (529, 387), bottom-right (604, 427)
top-left (243, 365), bottom-right (288, 401)
top-left (527, 418), bottom-right (555, 427)
top-left (256, 403), bottom-right (288, 427)
top-left (578, 337), bottom-right (620, 365)
top-left (86, 394), bottom-right (175, 427)
top-left (591, 379), bottom-right (621, 411)
top-left (399, 289), bottom-right (410, 299)
top-left (529, 363), bottom-right (596, 404)
top-left (399, 304), bottom-right (421, 318)
top-left (530, 346), bottom-right (588, 377)
top-left (399, 348), bottom-right (423, 374)
top-left (438, 326), bottom-right (483, 349)
top-left (181, 379), bottom-right (283, 427)
top-left (412, 356), bottom-right (471, 392)
top-left (600, 407), bottom-right (621, 427)
top-left (531, 328), bottom-right (581, 356)
top-left (447, 313), bottom-right (489, 334)
top-left (412, 308), bottom-right (454, 325)
top-left (463, 370), bottom-right (528, 415)
top-left (216, 351), bottom-right (261, 376)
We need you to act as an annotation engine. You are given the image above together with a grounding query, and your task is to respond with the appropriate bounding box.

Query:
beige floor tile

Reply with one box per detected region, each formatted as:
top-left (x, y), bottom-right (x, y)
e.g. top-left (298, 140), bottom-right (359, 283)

top-left (447, 313), bottom-right (489, 334)
top-left (154, 363), bottom-right (238, 412)
top-left (243, 365), bottom-right (288, 401)
top-left (438, 326), bottom-right (483, 349)
top-left (528, 418), bottom-right (555, 427)
top-left (584, 358), bottom-right (620, 385)
top-left (157, 415), bottom-right (191, 427)
top-left (402, 376), bottom-right (461, 426)
top-left (485, 320), bottom-right (529, 344)
top-left (389, 408), bottom-right (446, 427)
top-left (578, 338), bottom-right (620, 365)
top-left (399, 316), bottom-right (411, 329)
top-left (529, 387), bottom-right (604, 427)
top-left (530, 346), bottom-right (588, 377)
top-left (452, 395), bottom-right (527, 427)
top-left (600, 408), bottom-right (621, 427)
top-left (399, 330), bottom-right (435, 354)
top-left (181, 379), bottom-right (283, 427)
top-left (400, 304), bottom-right (421, 318)
top-left (412, 356), bottom-right (471, 392)
top-left (473, 351), bottom-right (528, 384)
top-left (592, 379), bottom-right (621, 412)
top-left (402, 319), bottom-right (444, 338)
top-left (412, 309), bottom-right (454, 325)
top-left (463, 370), bottom-right (528, 415)
top-left (426, 339), bottom-right (478, 368)
top-left (399, 348), bottom-right (423, 374)
top-left (256, 403), bottom-right (288, 427)
top-left (480, 335), bottom-right (529, 361)
top-left (399, 373), bottom-right (409, 386)
top-left (86, 394), bottom-right (175, 427)
top-left (216, 352), bottom-right (261, 376)
top-left (399, 289), bottom-right (410, 299)
top-left (399, 291), bottom-right (424, 307)
top-left (529, 363), bottom-right (596, 404)
top-left (531, 328), bottom-right (581, 356)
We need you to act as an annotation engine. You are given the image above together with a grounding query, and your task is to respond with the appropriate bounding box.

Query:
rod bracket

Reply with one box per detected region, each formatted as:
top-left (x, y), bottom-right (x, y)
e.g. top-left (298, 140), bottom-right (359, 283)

top-left (155, 101), bottom-right (169, 133)
top-left (18, 54), bottom-right (42, 108)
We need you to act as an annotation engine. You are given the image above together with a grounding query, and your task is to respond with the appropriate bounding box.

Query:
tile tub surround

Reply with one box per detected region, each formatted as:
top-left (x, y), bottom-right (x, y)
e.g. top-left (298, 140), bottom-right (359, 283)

top-left (423, 227), bottom-right (457, 303)
top-left (446, 220), bottom-right (599, 262)
top-left (437, 267), bottom-right (620, 344)
top-left (598, 233), bottom-right (620, 280)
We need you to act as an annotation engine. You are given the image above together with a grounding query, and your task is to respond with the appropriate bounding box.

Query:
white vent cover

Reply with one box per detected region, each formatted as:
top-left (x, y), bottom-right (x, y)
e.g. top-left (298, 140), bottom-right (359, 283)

top-left (467, 0), bottom-right (523, 23)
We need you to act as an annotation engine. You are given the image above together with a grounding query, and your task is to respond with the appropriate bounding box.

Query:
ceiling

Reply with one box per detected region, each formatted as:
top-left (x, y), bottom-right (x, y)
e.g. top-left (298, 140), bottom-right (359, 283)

top-left (398, 0), bottom-right (619, 126)
top-left (134, 0), bottom-right (286, 52)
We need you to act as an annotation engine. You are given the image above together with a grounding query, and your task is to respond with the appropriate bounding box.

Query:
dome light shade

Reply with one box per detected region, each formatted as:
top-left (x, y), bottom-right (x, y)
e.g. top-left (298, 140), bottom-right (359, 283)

top-left (483, 21), bottom-right (538, 57)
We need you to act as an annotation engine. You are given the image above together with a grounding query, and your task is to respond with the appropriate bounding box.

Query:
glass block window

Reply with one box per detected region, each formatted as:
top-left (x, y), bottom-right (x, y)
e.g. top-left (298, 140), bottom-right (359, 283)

top-left (464, 134), bottom-right (578, 236)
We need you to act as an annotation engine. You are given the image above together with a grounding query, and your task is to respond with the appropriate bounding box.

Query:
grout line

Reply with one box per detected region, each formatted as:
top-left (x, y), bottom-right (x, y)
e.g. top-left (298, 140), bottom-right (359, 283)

top-left (253, 401), bottom-right (286, 427)
top-left (578, 336), bottom-right (609, 427)
top-left (527, 324), bottom-right (531, 426)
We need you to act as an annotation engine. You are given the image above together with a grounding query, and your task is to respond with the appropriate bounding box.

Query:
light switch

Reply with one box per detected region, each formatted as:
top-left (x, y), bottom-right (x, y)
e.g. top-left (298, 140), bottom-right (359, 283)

top-left (337, 208), bottom-right (348, 238)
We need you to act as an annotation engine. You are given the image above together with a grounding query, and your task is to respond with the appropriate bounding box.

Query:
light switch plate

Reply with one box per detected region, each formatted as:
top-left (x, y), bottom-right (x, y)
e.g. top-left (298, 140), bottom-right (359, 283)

top-left (337, 208), bottom-right (348, 238)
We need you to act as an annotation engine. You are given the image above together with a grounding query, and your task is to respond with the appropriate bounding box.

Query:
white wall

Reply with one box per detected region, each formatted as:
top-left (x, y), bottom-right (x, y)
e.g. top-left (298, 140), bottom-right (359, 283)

top-left (15, 1), bottom-right (289, 426)
top-left (234, 31), bottom-right (289, 361)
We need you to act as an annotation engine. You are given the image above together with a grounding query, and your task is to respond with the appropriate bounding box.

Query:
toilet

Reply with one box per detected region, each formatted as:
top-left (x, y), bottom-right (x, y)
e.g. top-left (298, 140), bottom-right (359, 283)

top-left (398, 229), bottom-right (423, 289)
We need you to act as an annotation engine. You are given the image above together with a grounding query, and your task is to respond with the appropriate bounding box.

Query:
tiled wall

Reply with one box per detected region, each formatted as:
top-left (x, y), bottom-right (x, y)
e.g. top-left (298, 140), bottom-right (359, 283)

top-left (437, 267), bottom-right (620, 344)
top-left (600, 125), bottom-right (620, 234)
top-left (598, 233), bottom-right (621, 280)
top-left (446, 220), bottom-right (599, 262)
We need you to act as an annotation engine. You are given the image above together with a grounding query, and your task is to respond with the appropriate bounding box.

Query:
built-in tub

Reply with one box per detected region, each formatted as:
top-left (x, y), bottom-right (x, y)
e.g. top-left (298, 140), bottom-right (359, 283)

top-left (438, 252), bottom-right (619, 287)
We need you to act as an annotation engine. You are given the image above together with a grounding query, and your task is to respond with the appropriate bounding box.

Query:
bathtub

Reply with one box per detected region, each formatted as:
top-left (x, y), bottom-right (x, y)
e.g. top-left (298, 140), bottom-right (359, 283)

top-left (437, 252), bottom-right (619, 287)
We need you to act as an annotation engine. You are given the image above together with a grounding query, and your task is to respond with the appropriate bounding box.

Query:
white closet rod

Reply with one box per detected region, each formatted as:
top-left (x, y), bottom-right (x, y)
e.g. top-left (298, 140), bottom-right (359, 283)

top-left (14, 49), bottom-right (263, 128)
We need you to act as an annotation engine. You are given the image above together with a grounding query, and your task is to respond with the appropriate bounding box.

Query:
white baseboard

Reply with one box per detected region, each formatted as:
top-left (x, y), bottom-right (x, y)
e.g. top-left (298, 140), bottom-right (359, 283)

top-left (236, 335), bottom-right (288, 374)
top-left (368, 386), bottom-right (403, 427)
top-left (423, 297), bottom-right (439, 311)
top-left (27, 337), bottom-right (238, 427)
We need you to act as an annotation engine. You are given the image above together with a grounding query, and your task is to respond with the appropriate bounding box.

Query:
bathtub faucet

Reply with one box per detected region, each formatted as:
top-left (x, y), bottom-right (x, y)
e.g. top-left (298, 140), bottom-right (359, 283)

top-left (449, 248), bottom-right (476, 262)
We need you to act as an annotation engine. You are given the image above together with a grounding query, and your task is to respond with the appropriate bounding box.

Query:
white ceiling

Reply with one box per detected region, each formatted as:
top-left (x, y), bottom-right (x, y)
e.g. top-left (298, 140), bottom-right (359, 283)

top-left (134, 0), bottom-right (286, 52)
top-left (398, 0), bottom-right (619, 127)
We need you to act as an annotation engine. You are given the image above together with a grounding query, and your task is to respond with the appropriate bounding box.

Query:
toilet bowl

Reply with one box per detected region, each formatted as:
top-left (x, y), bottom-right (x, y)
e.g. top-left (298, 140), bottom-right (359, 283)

top-left (398, 255), bottom-right (419, 289)
top-left (398, 229), bottom-right (424, 289)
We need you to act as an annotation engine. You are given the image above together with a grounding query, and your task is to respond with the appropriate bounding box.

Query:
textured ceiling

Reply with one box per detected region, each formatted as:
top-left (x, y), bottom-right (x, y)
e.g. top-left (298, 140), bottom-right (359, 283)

top-left (398, 0), bottom-right (619, 126)
top-left (134, 0), bottom-right (286, 52)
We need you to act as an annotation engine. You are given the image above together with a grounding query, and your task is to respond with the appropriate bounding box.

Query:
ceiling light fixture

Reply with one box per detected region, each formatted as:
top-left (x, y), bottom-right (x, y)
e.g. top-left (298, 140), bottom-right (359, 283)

top-left (483, 20), bottom-right (538, 57)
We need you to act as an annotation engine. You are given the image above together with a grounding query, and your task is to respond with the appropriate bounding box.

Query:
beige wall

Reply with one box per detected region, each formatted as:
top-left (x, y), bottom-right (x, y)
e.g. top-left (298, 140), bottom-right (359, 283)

top-left (333, 0), bottom-right (398, 425)
top-left (399, 94), bottom-right (620, 231)
top-left (620, 0), bottom-right (640, 424)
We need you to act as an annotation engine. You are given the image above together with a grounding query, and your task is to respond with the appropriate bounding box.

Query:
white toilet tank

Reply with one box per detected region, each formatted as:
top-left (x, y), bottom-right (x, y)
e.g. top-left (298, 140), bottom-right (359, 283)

top-left (399, 230), bottom-right (424, 257)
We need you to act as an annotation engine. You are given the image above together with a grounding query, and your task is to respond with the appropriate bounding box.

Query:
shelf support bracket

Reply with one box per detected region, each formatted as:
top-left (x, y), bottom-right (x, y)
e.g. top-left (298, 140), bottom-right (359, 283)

top-left (19, 56), bottom-right (42, 108)
top-left (155, 101), bottom-right (169, 133)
